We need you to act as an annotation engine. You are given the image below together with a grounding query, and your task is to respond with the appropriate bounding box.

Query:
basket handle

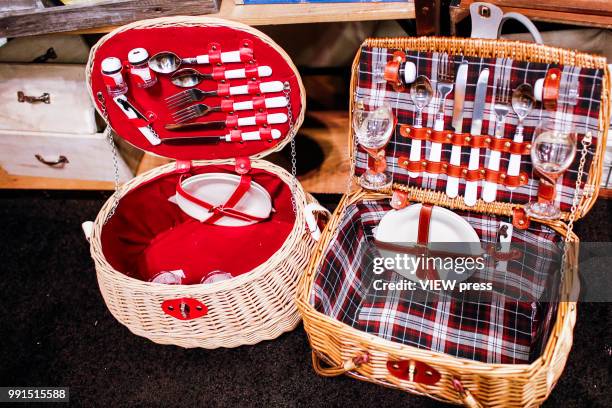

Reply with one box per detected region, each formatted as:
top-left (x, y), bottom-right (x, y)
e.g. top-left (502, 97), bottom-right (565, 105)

top-left (304, 202), bottom-right (331, 242)
top-left (452, 378), bottom-right (484, 408)
top-left (82, 221), bottom-right (93, 242)
top-left (470, 2), bottom-right (543, 44)
top-left (311, 351), bottom-right (369, 377)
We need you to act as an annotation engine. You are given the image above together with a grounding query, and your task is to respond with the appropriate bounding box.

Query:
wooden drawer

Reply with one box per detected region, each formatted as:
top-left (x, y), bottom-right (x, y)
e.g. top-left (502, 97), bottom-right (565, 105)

top-left (0, 130), bottom-right (133, 182)
top-left (0, 63), bottom-right (97, 134)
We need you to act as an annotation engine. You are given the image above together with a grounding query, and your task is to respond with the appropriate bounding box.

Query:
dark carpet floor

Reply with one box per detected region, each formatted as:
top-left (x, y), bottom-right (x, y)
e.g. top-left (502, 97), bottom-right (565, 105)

top-left (0, 191), bottom-right (610, 407)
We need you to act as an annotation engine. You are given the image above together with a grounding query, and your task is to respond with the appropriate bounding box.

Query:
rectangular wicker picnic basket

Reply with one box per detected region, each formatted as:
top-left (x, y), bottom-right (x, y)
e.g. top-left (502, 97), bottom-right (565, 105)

top-left (297, 37), bottom-right (609, 407)
top-left (84, 17), bottom-right (326, 349)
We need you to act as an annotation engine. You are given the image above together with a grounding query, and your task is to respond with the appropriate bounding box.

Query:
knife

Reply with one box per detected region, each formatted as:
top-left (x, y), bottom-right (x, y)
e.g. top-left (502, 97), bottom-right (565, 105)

top-left (446, 61), bottom-right (469, 198)
top-left (159, 129), bottom-right (281, 145)
top-left (464, 68), bottom-right (489, 206)
top-left (165, 113), bottom-right (288, 131)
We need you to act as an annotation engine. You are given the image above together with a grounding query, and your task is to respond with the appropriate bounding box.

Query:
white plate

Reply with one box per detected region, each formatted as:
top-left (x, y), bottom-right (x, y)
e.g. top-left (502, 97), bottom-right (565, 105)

top-left (375, 204), bottom-right (482, 282)
top-left (174, 173), bottom-right (272, 226)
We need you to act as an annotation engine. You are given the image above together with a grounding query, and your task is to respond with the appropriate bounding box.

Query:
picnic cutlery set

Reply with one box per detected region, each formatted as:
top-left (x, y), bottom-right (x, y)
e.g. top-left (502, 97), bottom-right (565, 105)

top-left (99, 39), bottom-right (289, 148)
top-left (357, 49), bottom-right (585, 221)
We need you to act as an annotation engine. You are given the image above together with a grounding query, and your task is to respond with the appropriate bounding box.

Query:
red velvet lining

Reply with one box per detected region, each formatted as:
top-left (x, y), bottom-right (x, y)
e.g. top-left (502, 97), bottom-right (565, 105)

top-left (100, 165), bottom-right (296, 284)
top-left (90, 25), bottom-right (302, 160)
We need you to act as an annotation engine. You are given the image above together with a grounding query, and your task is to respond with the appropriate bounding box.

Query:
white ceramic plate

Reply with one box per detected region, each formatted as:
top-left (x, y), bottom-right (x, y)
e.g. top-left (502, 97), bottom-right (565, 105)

top-left (174, 173), bottom-right (272, 226)
top-left (374, 204), bottom-right (482, 282)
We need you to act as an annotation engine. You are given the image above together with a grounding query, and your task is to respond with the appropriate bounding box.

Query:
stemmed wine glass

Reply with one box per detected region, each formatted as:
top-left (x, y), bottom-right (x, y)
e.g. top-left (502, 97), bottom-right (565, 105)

top-left (525, 119), bottom-right (577, 220)
top-left (353, 102), bottom-right (395, 190)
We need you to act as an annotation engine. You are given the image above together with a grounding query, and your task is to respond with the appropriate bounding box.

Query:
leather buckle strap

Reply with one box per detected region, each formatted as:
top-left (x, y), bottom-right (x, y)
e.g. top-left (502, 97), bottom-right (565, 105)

top-left (416, 204), bottom-right (439, 281)
top-left (176, 173), bottom-right (267, 224)
top-left (397, 157), bottom-right (530, 188)
top-left (399, 125), bottom-right (531, 154)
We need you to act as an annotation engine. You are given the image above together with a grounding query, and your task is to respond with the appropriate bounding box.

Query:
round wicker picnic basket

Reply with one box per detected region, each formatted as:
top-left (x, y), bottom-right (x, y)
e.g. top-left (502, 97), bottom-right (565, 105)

top-left (85, 17), bottom-right (321, 348)
top-left (297, 37), bottom-right (610, 407)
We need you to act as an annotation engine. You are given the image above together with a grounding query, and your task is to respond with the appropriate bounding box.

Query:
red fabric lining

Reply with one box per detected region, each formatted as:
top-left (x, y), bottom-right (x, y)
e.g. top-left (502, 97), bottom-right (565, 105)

top-left (100, 164), bottom-right (295, 284)
top-left (90, 25), bottom-right (302, 161)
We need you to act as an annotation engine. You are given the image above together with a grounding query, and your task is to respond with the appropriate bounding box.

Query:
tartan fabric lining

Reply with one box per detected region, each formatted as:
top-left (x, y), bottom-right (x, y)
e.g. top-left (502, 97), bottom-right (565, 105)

top-left (311, 200), bottom-right (562, 364)
top-left (354, 47), bottom-right (604, 212)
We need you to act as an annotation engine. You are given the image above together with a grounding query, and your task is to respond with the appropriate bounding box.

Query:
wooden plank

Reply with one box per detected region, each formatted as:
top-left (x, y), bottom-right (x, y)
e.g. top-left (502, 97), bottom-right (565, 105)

top-left (297, 111), bottom-right (350, 194)
top-left (68, 0), bottom-right (416, 34)
top-left (0, 0), bottom-right (220, 38)
top-left (0, 166), bottom-right (116, 189)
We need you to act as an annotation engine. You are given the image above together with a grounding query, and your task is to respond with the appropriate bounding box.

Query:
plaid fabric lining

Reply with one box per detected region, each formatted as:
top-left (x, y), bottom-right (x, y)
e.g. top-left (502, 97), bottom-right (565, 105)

top-left (354, 47), bottom-right (604, 212)
top-left (311, 201), bottom-right (562, 364)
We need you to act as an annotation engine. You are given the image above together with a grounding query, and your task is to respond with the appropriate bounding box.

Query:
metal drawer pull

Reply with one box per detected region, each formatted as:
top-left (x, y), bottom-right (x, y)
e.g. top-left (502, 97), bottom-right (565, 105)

top-left (17, 91), bottom-right (50, 104)
top-left (35, 154), bottom-right (69, 167)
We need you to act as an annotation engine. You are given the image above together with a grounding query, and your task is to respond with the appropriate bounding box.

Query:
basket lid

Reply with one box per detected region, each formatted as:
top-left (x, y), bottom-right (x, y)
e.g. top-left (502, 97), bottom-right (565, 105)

top-left (86, 17), bottom-right (304, 161)
top-left (350, 37), bottom-right (609, 221)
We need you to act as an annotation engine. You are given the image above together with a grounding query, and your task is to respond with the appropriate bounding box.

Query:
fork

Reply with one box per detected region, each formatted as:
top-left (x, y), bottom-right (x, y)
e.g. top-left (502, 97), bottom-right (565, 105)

top-left (481, 65), bottom-right (511, 202)
top-left (165, 81), bottom-right (284, 110)
top-left (428, 55), bottom-right (454, 165)
top-left (172, 95), bottom-right (289, 123)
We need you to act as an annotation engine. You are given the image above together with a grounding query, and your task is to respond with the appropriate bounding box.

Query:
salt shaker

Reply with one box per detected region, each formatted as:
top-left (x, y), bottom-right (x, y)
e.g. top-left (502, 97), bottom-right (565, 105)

top-left (101, 57), bottom-right (128, 96)
top-left (128, 48), bottom-right (157, 89)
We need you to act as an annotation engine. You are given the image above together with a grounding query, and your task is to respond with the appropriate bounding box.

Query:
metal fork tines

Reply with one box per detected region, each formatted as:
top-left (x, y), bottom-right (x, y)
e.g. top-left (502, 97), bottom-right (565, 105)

top-left (172, 103), bottom-right (215, 123)
top-left (482, 62), bottom-right (512, 202)
top-left (436, 54), bottom-right (455, 120)
top-left (165, 88), bottom-right (211, 110)
top-left (429, 54), bottom-right (455, 164)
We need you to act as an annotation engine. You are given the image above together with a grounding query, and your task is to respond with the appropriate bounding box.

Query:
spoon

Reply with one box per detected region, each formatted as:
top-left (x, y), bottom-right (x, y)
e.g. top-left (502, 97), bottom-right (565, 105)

top-left (507, 83), bottom-right (535, 190)
top-left (170, 66), bottom-right (274, 88)
top-left (407, 75), bottom-right (433, 177)
top-left (148, 49), bottom-right (247, 74)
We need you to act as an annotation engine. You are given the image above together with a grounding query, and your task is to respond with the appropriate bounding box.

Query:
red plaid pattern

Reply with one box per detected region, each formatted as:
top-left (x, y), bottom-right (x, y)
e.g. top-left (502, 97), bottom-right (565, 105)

top-left (311, 200), bottom-right (562, 364)
top-left (354, 46), bottom-right (605, 211)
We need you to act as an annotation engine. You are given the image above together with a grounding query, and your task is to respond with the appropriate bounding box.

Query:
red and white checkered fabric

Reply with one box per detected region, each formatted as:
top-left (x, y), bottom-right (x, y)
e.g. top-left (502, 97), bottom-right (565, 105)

top-left (311, 200), bottom-right (563, 364)
top-left (354, 46), bottom-right (605, 212)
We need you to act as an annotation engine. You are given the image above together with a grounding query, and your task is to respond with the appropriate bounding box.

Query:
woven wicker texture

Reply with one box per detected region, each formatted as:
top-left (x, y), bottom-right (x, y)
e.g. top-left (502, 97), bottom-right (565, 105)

top-left (297, 37), bottom-right (608, 407)
top-left (86, 17), bottom-right (316, 349)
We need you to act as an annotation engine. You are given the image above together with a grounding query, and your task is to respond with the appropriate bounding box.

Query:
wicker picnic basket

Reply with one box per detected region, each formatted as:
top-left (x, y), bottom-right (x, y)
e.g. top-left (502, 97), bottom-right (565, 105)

top-left (297, 37), bottom-right (609, 407)
top-left (85, 17), bottom-right (323, 348)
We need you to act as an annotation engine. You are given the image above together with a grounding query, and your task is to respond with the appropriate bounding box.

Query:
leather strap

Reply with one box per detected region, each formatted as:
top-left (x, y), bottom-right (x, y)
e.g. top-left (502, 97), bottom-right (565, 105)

top-left (416, 204), bottom-right (439, 281)
top-left (176, 173), bottom-right (267, 224)
top-left (212, 65), bottom-right (226, 81)
top-left (399, 125), bottom-right (530, 153)
top-left (239, 39), bottom-right (254, 62)
top-left (397, 157), bottom-right (530, 188)
top-left (543, 68), bottom-right (561, 111)
top-left (207, 43), bottom-right (222, 65)
top-left (217, 82), bottom-right (231, 97)
top-left (247, 80), bottom-right (262, 95)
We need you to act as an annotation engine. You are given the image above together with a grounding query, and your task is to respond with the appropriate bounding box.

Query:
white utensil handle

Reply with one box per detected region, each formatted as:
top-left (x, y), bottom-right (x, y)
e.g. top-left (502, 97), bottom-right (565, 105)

top-left (224, 65), bottom-right (273, 80)
top-left (139, 126), bottom-right (161, 146)
top-left (232, 96), bottom-right (288, 111)
top-left (506, 128), bottom-right (524, 191)
top-left (229, 81), bottom-right (284, 96)
top-left (482, 150), bottom-right (501, 202)
top-left (428, 116), bottom-right (444, 163)
top-left (224, 129), bottom-right (282, 142)
top-left (464, 147), bottom-right (480, 206)
top-left (408, 139), bottom-right (421, 178)
top-left (196, 50), bottom-right (241, 64)
top-left (236, 113), bottom-right (287, 127)
top-left (446, 145), bottom-right (462, 198)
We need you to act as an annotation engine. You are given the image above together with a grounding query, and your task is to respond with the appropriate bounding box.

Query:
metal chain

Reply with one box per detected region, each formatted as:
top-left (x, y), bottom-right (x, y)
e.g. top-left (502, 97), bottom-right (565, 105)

top-left (560, 132), bottom-right (592, 283)
top-left (565, 132), bottom-right (592, 242)
top-left (283, 82), bottom-right (298, 215)
top-left (96, 92), bottom-right (121, 223)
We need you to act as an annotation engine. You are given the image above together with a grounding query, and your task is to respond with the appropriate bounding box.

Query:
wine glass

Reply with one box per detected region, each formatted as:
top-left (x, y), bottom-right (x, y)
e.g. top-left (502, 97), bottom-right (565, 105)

top-left (353, 102), bottom-right (395, 190)
top-left (525, 119), bottom-right (577, 220)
